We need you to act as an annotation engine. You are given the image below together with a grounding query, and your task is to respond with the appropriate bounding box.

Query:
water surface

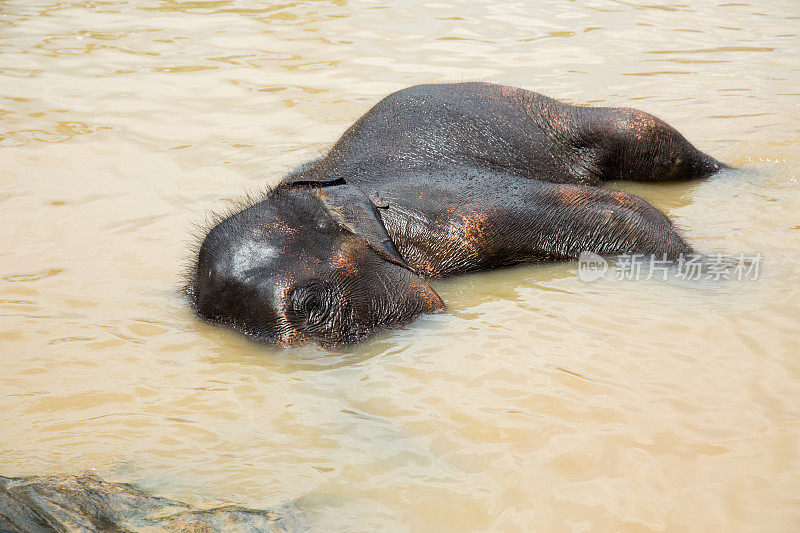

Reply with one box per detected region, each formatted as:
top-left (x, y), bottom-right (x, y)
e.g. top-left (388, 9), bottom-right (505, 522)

top-left (2, 1), bottom-right (799, 530)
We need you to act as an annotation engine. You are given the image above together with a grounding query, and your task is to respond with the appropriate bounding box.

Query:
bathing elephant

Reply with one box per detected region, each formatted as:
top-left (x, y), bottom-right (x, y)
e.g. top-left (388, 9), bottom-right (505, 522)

top-left (189, 82), bottom-right (727, 346)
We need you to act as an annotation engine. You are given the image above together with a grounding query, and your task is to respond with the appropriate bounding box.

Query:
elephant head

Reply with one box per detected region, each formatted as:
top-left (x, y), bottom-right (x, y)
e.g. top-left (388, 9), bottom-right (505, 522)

top-left (189, 179), bottom-right (444, 346)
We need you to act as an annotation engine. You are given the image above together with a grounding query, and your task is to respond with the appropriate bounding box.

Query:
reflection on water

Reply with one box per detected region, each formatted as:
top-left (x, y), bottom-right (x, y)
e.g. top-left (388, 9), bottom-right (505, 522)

top-left (2, 0), bottom-right (800, 530)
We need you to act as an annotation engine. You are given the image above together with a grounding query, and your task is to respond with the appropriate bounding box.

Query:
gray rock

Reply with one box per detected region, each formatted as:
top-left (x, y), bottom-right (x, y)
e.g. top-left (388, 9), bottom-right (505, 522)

top-left (0, 474), bottom-right (299, 532)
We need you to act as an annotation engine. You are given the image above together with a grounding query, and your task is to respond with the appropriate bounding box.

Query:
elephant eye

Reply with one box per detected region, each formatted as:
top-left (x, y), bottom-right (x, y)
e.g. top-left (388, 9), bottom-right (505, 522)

top-left (302, 292), bottom-right (319, 314)
top-left (290, 283), bottom-right (332, 328)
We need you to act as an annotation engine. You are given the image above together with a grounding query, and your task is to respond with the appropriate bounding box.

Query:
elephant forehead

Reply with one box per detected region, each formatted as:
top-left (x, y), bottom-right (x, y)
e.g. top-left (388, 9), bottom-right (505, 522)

top-left (260, 218), bottom-right (299, 236)
top-left (230, 239), bottom-right (280, 278)
top-left (231, 241), bottom-right (327, 285)
top-left (244, 219), bottom-right (329, 265)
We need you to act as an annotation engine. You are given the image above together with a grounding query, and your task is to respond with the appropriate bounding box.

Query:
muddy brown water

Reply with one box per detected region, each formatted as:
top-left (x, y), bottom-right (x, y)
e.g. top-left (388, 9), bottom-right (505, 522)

top-left (2, 1), bottom-right (799, 530)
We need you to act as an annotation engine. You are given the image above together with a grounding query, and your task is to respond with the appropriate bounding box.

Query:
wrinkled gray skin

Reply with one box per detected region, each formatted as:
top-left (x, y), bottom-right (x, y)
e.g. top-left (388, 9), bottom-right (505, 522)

top-left (0, 474), bottom-right (299, 532)
top-left (190, 82), bottom-right (727, 346)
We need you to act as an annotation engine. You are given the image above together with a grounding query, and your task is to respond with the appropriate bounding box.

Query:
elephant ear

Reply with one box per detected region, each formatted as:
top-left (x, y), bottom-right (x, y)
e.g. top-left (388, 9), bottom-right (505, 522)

top-left (315, 184), bottom-right (409, 269)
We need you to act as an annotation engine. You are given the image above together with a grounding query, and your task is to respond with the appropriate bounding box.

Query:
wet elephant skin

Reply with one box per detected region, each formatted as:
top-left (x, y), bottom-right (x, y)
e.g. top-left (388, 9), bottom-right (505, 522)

top-left (189, 82), bottom-right (727, 347)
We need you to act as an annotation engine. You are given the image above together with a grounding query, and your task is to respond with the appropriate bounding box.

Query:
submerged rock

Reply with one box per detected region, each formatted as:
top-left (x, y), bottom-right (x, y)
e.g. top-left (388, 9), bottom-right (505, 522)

top-left (0, 474), bottom-right (299, 532)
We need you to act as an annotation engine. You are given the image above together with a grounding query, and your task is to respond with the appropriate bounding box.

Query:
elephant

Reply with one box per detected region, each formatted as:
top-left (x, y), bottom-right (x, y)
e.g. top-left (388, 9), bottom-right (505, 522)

top-left (188, 82), bottom-right (727, 346)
